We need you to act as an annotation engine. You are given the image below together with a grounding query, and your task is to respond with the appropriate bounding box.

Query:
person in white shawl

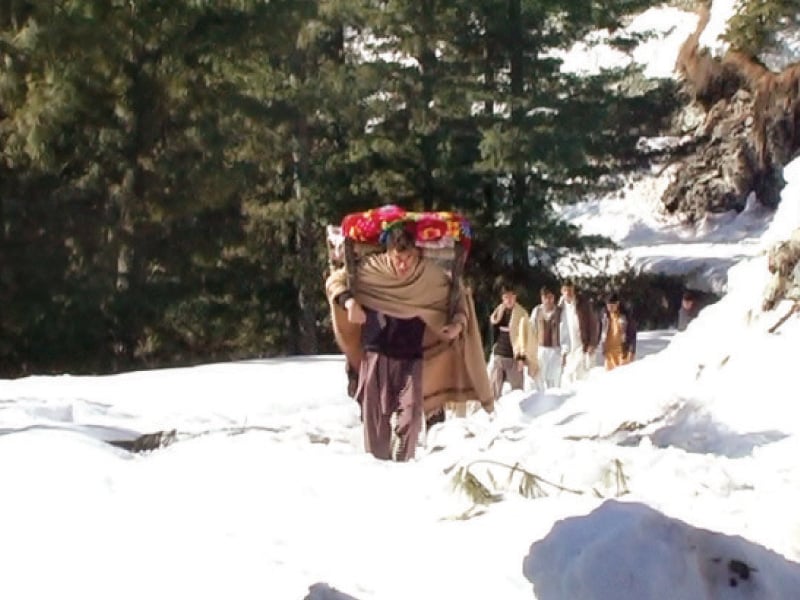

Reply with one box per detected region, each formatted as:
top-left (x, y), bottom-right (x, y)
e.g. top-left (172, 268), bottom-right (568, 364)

top-left (558, 281), bottom-right (599, 386)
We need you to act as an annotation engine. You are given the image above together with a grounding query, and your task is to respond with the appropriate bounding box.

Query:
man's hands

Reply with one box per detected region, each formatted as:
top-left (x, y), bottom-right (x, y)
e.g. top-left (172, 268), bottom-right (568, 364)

top-left (344, 300), bottom-right (465, 340)
top-left (440, 322), bottom-right (464, 340)
top-left (344, 298), bottom-right (366, 324)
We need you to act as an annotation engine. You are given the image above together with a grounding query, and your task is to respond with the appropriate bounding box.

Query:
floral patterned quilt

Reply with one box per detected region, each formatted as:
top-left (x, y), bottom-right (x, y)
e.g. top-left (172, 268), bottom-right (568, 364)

top-left (339, 204), bottom-right (472, 252)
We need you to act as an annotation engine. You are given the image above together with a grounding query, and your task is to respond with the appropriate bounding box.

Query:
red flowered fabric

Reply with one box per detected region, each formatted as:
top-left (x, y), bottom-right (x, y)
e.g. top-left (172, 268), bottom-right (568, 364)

top-left (340, 205), bottom-right (472, 253)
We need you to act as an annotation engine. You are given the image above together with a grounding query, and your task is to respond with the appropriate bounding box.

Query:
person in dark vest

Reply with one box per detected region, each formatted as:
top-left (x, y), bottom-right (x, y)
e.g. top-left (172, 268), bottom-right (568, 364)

top-left (529, 285), bottom-right (562, 390)
top-left (488, 283), bottom-right (538, 401)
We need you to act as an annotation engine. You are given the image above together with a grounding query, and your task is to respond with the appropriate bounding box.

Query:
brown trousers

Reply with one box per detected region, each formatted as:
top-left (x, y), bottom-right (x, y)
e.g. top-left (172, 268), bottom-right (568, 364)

top-left (356, 351), bottom-right (423, 461)
top-left (490, 355), bottom-right (524, 400)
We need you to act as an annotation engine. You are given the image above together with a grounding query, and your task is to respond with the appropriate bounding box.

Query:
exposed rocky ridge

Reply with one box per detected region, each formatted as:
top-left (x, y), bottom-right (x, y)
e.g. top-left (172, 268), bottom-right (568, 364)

top-left (663, 6), bottom-right (800, 222)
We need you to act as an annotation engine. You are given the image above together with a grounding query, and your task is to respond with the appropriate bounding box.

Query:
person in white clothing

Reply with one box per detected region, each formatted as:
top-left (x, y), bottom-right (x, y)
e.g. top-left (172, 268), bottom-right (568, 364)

top-left (529, 286), bottom-right (562, 390)
top-left (558, 281), bottom-right (599, 386)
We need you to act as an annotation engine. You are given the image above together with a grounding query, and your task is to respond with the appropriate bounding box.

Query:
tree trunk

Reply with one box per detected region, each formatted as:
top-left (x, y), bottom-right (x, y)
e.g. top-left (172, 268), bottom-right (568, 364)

top-left (114, 8), bottom-right (147, 361)
top-left (115, 171), bottom-right (136, 293)
top-left (419, 0), bottom-right (437, 211)
top-left (508, 0), bottom-right (528, 269)
top-left (293, 113), bottom-right (319, 355)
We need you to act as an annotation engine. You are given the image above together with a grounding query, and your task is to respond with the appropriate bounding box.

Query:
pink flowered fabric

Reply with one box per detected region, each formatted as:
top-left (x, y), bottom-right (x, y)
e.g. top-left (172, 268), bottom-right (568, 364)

top-left (340, 205), bottom-right (472, 253)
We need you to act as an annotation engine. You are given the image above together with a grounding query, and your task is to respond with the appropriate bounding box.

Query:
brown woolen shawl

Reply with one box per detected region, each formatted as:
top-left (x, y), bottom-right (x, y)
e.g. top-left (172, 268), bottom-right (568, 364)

top-left (325, 253), bottom-right (493, 415)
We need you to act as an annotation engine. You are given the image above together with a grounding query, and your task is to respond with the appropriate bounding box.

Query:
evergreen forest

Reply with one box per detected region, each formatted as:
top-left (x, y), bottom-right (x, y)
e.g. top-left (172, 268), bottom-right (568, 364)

top-left (0, 1), bottom-right (768, 375)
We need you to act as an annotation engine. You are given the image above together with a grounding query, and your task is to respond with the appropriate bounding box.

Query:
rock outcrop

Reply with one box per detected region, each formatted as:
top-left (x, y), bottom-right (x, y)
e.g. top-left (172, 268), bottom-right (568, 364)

top-left (664, 7), bottom-right (800, 222)
top-left (763, 227), bottom-right (800, 312)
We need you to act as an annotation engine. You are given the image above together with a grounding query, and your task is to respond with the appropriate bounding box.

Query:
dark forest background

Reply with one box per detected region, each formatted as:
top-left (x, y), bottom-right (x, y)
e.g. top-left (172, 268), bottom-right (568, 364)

top-left (0, 0), bottom-right (787, 376)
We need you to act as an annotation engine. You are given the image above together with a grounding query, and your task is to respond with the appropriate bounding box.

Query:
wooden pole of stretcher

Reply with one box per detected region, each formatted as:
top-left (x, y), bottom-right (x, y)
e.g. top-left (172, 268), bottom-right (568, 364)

top-left (448, 242), bottom-right (466, 320)
top-left (344, 237), bottom-right (358, 295)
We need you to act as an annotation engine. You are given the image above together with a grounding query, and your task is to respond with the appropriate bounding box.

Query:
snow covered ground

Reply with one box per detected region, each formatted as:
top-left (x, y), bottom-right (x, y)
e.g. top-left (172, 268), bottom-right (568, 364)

top-left (555, 167), bottom-right (774, 293)
top-left (3, 3), bottom-right (800, 599)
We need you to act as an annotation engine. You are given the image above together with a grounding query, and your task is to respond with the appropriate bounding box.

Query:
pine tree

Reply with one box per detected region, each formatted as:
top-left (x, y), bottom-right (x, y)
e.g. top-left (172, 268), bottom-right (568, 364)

top-left (0, 2), bottom-right (323, 369)
top-left (725, 0), bottom-right (798, 57)
top-left (467, 0), bottom-right (674, 274)
top-left (0, 0), bottom-right (685, 373)
top-left (235, 0), bottom-right (382, 354)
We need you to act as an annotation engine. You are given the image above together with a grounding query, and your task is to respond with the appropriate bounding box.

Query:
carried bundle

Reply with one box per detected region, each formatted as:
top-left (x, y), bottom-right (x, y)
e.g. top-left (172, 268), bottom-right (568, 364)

top-left (326, 204), bottom-right (472, 318)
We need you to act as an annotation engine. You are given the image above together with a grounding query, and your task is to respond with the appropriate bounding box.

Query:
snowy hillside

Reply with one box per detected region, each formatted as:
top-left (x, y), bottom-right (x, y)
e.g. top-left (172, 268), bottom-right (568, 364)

top-left (555, 167), bottom-right (773, 293)
top-left (2, 2), bottom-right (800, 600)
top-left (555, 0), bottom-right (800, 295)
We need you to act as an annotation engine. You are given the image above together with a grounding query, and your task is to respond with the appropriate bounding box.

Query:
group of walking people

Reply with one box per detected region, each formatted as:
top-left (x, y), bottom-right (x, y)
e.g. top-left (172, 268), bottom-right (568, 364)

top-left (488, 281), bottom-right (638, 400)
top-left (325, 224), bottom-right (644, 462)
